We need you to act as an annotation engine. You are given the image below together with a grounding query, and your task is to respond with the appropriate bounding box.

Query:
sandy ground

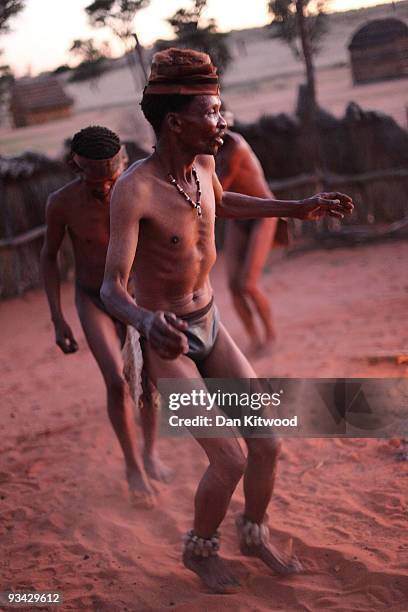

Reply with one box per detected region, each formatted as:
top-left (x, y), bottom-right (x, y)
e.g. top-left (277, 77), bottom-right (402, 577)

top-left (1, 239), bottom-right (407, 611)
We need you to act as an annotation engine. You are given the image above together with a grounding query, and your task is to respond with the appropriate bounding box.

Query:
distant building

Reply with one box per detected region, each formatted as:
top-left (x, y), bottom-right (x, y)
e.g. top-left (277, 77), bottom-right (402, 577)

top-left (348, 18), bottom-right (408, 84)
top-left (9, 76), bottom-right (74, 128)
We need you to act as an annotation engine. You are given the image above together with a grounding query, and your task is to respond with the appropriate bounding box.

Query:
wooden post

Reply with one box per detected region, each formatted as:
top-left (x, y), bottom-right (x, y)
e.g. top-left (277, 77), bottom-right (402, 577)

top-left (132, 33), bottom-right (148, 84)
top-left (295, 0), bottom-right (324, 194)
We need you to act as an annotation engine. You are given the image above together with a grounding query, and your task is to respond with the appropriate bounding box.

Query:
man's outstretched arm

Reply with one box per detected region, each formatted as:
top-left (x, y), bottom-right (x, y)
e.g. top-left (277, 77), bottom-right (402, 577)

top-left (101, 174), bottom-right (188, 360)
top-left (212, 164), bottom-right (354, 221)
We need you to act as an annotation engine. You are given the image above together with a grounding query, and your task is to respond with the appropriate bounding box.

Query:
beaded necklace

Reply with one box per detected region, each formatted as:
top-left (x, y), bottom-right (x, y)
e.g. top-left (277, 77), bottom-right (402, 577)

top-left (167, 166), bottom-right (202, 217)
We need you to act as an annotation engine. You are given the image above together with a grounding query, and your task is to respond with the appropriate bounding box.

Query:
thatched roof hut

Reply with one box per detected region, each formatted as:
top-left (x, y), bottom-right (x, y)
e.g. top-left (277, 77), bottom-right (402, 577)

top-left (10, 76), bottom-right (74, 128)
top-left (348, 18), bottom-right (408, 84)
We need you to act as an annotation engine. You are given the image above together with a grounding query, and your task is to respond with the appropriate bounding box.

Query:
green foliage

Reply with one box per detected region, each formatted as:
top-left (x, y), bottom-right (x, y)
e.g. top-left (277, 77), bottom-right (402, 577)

top-left (68, 38), bottom-right (111, 83)
top-left (268, 0), bottom-right (329, 59)
top-left (0, 0), bottom-right (25, 34)
top-left (70, 38), bottom-right (111, 62)
top-left (0, 61), bottom-right (14, 104)
top-left (52, 64), bottom-right (72, 75)
top-left (156, 0), bottom-right (231, 77)
top-left (68, 58), bottom-right (107, 82)
top-left (85, 0), bottom-right (150, 41)
top-left (0, 0), bottom-right (25, 103)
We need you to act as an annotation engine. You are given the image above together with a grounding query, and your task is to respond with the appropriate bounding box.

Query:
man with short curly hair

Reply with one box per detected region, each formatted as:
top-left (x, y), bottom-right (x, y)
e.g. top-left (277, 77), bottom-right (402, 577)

top-left (41, 126), bottom-right (171, 507)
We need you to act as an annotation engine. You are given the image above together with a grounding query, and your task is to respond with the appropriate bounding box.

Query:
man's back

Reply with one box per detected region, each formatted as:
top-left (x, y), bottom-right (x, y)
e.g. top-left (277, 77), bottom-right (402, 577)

top-left (216, 131), bottom-right (271, 198)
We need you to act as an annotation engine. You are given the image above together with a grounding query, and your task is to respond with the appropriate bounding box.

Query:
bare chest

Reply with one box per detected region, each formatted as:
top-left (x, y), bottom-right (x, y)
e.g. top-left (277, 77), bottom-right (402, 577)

top-left (66, 203), bottom-right (110, 250)
top-left (139, 179), bottom-right (216, 259)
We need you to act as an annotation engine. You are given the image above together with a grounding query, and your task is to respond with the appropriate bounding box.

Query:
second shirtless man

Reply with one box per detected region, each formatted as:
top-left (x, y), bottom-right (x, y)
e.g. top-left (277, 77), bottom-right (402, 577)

top-left (41, 126), bottom-right (170, 507)
top-left (216, 105), bottom-right (282, 352)
top-left (101, 49), bottom-right (354, 592)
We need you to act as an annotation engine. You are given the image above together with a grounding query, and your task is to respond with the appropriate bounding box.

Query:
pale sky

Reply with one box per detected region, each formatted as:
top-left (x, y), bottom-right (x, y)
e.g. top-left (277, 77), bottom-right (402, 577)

top-left (0, 0), bottom-right (399, 76)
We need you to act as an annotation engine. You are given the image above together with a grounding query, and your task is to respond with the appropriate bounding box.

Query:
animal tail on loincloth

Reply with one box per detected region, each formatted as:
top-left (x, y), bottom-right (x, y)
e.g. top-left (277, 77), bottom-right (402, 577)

top-left (122, 326), bottom-right (160, 415)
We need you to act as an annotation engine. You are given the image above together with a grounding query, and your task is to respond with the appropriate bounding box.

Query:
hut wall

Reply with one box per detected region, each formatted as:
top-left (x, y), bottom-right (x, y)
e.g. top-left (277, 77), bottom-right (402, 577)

top-left (351, 39), bottom-right (408, 83)
top-left (12, 106), bottom-right (72, 128)
top-left (235, 102), bottom-right (408, 242)
top-left (0, 163), bottom-right (74, 299)
top-left (267, 175), bottom-right (408, 244)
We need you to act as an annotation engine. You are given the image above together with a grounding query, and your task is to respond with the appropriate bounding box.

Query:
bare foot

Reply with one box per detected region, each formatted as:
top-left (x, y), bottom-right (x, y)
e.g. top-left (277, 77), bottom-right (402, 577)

top-left (236, 519), bottom-right (302, 575)
top-left (183, 551), bottom-right (240, 594)
top-left (126, 467), bottom-right (156, 509)
top-left (239, 539), bottom-right (302, 575)
top-left (143, 452), bottom-right (174, 483)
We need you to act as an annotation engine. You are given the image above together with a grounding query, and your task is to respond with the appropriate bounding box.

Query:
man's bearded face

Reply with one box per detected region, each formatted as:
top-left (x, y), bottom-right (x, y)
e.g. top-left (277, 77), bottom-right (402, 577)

top-left (175, 95), bottom-right (227, 156)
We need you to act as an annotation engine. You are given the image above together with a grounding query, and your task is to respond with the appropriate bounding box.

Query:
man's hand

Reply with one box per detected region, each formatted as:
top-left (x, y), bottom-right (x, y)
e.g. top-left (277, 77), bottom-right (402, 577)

top-left (54, 319), bottom-right (78, 354)
top-left (297, 192), bottom-right (354, 221)
top-left (142, 311), bottom-right (189, 360)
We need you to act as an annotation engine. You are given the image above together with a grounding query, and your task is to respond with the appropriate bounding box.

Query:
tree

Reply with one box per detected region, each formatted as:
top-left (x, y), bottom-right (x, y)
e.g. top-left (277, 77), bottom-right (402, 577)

top-left (0, 0), bottom-right (25, 34)
top-left (85, 0), bottom-right (150, 88)
top-left (156, 0), bottom-right (231, 78)
top-left (0, 59), bottom-right (14, 106)
top-left (52, 64), bottom-right (72, 75)
top-left (268, 0), bottom-right (330, 175)
top-left (268, 0), bottom-right (329, 112)
top-left (70, 38), bottom-right (111, 63)
top-left (85, 0), bottom-right (149, 40)
top-left (0, 2), bottom-right (25, 116)
top-left (68, 38), bottom-right (111, 84)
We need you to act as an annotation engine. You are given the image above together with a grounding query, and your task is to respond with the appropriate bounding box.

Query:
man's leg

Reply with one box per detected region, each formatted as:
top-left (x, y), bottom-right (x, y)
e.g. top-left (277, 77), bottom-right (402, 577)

top-left (200, 323), bottom-right (300, 574)
top-left (143, 342), bottom-right (245, 593)
top-left (138, 365), bottom-right (173, 482)
top-left (75, 289), bottom-right (154, 505)
top-left (239, 218), bottom-right (277, 349)
top-left (224, 221), bottom-right (260, 346)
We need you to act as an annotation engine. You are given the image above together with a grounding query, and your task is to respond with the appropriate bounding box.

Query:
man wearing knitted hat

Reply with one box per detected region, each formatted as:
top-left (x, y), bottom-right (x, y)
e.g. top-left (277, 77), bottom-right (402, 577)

top-left (101, 49), bottom-right (354, 592)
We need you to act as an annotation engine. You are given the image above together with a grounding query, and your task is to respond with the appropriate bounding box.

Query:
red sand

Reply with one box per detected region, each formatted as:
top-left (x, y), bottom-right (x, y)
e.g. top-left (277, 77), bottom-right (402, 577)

top-left (1, 240), bottom-right (407, 611)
